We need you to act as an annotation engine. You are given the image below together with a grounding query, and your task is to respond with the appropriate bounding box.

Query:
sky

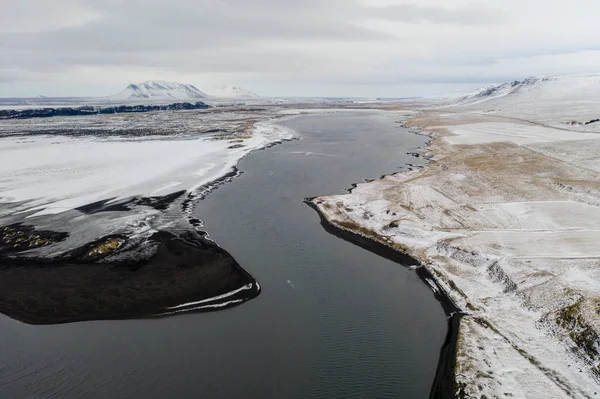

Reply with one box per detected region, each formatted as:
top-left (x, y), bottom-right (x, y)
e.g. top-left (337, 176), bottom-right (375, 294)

top-left (1, 0), bottom-right (600, 98)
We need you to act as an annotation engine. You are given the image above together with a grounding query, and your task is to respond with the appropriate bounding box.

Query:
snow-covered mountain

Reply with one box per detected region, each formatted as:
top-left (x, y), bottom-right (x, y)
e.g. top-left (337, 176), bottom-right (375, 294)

top-left (208, 85), bottom-right (259, 99)
top-left (108, 81), bottom-right (208, 101)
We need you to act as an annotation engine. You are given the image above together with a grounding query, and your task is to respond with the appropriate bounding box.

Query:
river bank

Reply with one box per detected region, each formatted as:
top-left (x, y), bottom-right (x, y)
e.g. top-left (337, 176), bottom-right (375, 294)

top-left (302, 116), bottom-right (464, 398)
top-left (305, 199), bottom-right (462, 398)
top-left (311, 97), bottom-right (600, 397)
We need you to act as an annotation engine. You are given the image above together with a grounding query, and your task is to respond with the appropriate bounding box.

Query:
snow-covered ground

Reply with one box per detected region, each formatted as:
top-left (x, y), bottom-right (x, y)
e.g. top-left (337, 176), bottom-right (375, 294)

top-left (442, 122), bottom-right (599, 145)
top-left (0, 122), bottom-right (293, 217)
top-left (0, 107), bottom-right (296, 236)
top-left (313, 74), bottom-right (600, 397)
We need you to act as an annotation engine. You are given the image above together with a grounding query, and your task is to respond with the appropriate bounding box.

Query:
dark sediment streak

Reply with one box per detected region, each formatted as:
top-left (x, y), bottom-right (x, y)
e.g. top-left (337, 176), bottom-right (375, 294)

top-left (304, 199), bottom-right (463, 399)
top-left (76, 191), bottom-right (187, 214)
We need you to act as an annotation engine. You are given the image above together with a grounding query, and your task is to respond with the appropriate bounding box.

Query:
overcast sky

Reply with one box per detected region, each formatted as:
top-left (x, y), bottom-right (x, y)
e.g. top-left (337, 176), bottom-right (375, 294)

top-left (1, 0), bottom-right (600, 97)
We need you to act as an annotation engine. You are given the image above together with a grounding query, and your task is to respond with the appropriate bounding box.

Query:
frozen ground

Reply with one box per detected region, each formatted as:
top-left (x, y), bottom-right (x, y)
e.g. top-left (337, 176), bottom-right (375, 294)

top-left (313, 74), bottom-right (600, 398)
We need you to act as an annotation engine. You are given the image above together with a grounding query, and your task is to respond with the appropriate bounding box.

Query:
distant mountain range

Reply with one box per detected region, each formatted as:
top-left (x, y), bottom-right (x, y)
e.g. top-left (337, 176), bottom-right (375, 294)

top-left (107, 80), bottom-right (259, 101)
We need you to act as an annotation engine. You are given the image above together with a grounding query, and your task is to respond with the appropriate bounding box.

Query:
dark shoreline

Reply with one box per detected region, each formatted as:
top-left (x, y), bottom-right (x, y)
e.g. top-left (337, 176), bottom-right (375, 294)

top-left (304, 199), bottom-right (462, 399)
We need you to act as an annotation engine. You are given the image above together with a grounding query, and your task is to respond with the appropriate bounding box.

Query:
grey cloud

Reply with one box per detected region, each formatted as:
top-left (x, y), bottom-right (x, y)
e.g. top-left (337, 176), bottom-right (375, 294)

top-left (0, 0), bottom-right (397, 82)
top-left (2, 0), bottom-right (600, 96)
top-left (0, 0), bottom-right (390, 56)
top-left (366, 3), bottom-right (508, 25)
top-left (0, 0), bottom-right (508, 79)
top-left (0, 71), bottom-right (20, 83)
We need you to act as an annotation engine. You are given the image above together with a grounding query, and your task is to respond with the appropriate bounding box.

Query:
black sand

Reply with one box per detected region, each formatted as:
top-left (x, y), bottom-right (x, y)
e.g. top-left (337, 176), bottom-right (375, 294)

top-left (0, 227), bottom-right (259, 325)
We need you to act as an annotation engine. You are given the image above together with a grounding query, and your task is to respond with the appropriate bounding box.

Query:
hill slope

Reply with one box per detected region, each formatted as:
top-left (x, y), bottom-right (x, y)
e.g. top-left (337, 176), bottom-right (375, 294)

top-left (453, 74), bottom-right (600, 129)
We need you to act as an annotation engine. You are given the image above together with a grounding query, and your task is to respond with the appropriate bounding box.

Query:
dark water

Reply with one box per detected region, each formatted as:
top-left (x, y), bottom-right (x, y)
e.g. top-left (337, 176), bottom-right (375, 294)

top-left (0, 111), bottom-right (447, 399)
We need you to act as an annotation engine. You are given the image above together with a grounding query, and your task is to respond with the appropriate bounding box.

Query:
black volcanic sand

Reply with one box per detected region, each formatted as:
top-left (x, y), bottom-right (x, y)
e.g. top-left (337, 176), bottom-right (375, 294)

top-left (0, 225), bottom-right (258, 325)
top-left (305, 199), bottom-right (463, 399)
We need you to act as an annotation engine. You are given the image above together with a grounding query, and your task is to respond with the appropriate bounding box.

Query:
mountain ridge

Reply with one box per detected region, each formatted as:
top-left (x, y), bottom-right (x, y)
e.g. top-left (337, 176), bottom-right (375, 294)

top-left (108, 80), bottom-right (208, 101)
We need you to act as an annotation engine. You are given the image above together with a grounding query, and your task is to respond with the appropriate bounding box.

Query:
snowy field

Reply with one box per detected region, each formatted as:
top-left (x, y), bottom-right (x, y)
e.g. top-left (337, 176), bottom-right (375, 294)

top-left (442, 122), bottom-right (599, 145)
top-left (0, 122), bottom-right (293, 217)
top-left (313, 74), bottom-right (600, 398)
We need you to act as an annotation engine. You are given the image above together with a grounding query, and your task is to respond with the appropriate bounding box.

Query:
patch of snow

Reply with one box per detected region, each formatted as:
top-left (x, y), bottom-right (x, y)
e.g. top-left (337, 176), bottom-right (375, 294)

top-left (160, 299), bottom-right (246, 315)
top-left (167, 284), bottom-right (253, 310)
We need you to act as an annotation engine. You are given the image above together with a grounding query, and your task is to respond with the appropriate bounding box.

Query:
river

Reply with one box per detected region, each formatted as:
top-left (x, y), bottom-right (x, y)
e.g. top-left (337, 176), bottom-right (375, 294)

top-left (0, 110), bottom-right (447, 398)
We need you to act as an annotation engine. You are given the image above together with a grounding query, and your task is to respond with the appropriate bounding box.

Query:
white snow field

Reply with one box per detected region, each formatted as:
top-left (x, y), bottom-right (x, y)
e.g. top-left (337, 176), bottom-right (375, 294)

top-left (442, 122), bottom-right (599, 145)
top-left (313, 74), bottom-right (600, 398)
top-left (0, 118), bottom-right (294, 218)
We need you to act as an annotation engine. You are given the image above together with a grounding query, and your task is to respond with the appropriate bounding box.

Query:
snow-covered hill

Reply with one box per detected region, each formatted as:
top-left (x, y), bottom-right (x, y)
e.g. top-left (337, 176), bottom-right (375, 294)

top-left (108, 81), bottom-right (208, 101)
top-left (456, 74), bottom-right (600, 107)
top-left (451, 74), bottom-right (600, 129)
top-left (208, 85), bottom-right (259, 99)
top-left (454, 78), bottom-right (536, 105)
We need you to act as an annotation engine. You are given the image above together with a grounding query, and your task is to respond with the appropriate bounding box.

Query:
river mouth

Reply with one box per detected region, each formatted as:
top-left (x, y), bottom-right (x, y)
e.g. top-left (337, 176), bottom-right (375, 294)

top-left (0, 110), bottom-right (447, 398)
